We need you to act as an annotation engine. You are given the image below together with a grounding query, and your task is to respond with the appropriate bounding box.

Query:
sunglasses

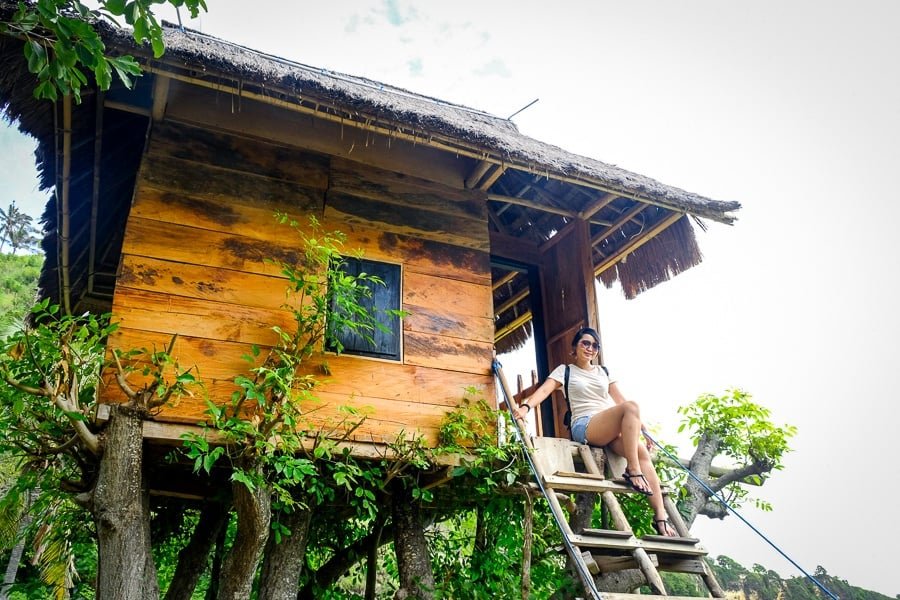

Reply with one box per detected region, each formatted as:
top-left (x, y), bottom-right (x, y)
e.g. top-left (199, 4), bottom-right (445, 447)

top-left (578, 340), bottom-right (600, 351)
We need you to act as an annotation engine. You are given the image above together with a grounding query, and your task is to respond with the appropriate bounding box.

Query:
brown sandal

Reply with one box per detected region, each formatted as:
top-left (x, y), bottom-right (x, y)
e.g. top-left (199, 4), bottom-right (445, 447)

top-left (654, 518), bottom-right (677, 537)
top-left (620, 471), bottom-right (653, 496)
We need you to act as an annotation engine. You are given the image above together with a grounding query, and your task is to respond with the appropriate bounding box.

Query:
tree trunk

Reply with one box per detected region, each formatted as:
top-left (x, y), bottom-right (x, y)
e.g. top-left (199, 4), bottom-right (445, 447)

top-left (204, 519), bottom-right (229, 600)
top-left (217, 459), bottom-right (271, 600)
top-left (257, 507), bottom-right (312, 600)
top-left (164, 501), bottom-right (230, 600)
top-left (682, 433), bottom-right (720, 528)
top-left (391, 486), bottom-right (434, 600)
top-left (93, 405), bottom-right (158, 600)
top-left (365, 517), bottom-right (385, 600)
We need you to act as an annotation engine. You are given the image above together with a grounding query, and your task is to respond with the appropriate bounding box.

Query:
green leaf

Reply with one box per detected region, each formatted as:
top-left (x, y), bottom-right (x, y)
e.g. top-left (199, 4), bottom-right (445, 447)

top-left (105, 0), bottom-right (127, 16)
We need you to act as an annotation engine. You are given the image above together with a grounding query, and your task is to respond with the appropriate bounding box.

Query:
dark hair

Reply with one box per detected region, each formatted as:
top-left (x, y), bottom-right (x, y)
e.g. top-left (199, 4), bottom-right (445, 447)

top-left (571, 327), bottom-right (601, 350)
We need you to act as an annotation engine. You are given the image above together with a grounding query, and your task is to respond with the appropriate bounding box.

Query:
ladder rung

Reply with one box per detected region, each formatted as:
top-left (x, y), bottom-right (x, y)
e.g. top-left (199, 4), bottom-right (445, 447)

top-left (581, 528), bottom-right (633, 539)
top-left (542, 474), bottom-right (631, 494)
top-left (642, 534), bottom-right (700, 545)
top-left (570, 533), bottom-right (708, 557)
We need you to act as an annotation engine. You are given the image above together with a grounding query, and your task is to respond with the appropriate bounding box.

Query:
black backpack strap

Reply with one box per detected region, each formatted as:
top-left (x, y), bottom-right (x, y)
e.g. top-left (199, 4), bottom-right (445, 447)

top-left (600, 365), bottom-right (609, 376)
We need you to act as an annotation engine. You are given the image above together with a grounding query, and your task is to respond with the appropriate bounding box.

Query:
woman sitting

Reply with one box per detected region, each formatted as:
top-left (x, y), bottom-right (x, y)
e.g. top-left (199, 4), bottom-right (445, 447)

top-left (512, 327), bottom-right (677, 537)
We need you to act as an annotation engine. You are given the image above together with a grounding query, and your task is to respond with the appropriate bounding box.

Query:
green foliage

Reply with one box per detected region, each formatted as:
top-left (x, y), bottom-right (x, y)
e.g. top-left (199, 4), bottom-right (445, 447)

top-left (0, 252), bottom-right (42, 335)
top-left (678, 388), bottom-right (796, 470)
top-left (708, 556), bottom-right (896, 600)
top-left (676, 388), bottom-right (796, 511)
top-left (0, 0), bottom-right (208, 102)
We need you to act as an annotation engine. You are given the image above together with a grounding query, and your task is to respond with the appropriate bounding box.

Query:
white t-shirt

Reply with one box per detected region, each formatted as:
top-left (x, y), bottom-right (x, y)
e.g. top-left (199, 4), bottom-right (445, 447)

top-left (548, 363), bottom-right (617, 421)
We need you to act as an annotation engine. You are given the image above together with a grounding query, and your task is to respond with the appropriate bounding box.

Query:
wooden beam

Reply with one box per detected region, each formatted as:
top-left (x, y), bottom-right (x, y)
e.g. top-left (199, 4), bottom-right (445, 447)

top-left (478, 164), bottom-right (506, 190)
top-left (590, 202), bottom-right (649, 247)
top-left (151, 74), bottom-right (170, 122)
top-left (594, 211), bottom-right (684, 276)
top-left (495, 311), bottom-right (532, 343)
top-left (104, 99), bottom-right (152, 116)
top-left (579, 192), bottom-right (617, 220)
top-left (491, 270), bottom-right (519, 291)
top-left (493, 287), bottom-right (529, 317)
top-left (464, 159), bottom-right (492, 189)
top-left (487, 193), bottom-right (576, 218)
top-left (489, 230), bottom-right (541, 265)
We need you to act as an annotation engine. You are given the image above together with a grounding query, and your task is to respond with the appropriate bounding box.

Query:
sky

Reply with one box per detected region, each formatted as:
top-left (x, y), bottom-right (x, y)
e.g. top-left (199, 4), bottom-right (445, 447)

top-left (2, 0), bottom-right (899, 595)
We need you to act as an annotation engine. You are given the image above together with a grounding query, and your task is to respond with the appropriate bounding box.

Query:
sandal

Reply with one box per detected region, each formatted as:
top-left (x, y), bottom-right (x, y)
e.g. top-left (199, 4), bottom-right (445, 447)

top-left (620, 471), bottom-right (653, 496)
top-left (654, 518), bottom-right (677, 537)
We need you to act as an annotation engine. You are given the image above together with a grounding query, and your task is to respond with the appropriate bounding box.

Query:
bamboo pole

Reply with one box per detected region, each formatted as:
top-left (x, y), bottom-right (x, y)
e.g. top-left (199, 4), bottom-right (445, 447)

top-left (60, 95), bottom-right (73, 316)
top-left (579, 192), bottom-right (617, 220)
top-left (487, 193), bottom-right (576, 217)
top-left (88, 91), bottom-right (104, 296)
top-left (590, 202), bottom-right (649, 248)
top-left (495, 311), bottom-right (532, 343)
top-left (479, 164), bottom-right (506, 190)
top-left (491, 270), bottom-right (519, 291)
top-left (464, 159), bottom-right (492, 189)
top-left (493, 287), bottom-right (530, 318)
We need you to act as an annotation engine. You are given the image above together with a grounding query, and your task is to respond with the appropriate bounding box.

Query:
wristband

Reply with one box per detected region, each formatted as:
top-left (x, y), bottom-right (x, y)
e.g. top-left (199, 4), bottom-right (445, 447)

top-left (523, 403), bottom-right (531, 413)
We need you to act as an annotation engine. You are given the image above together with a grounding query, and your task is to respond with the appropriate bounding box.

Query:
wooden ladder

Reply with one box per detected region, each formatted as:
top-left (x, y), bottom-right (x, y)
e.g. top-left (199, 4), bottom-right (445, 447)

top-left (507, 369), bottom-right (725, 599)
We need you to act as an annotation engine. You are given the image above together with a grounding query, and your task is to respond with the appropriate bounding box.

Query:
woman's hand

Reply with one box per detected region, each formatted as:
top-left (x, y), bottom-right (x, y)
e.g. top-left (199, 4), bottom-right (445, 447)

top-left (512, 403), bottom-right (531, 421)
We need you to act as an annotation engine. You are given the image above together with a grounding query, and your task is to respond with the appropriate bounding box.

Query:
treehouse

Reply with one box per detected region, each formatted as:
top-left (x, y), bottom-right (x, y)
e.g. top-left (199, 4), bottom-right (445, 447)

top-left (0, 21), bottom-right (739, 456)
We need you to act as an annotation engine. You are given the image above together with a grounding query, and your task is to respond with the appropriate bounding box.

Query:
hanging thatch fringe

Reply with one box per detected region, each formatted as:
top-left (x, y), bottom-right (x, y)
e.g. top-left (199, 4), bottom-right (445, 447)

top-left (495, 319), bottom-right (534, 356)
top-left (596, 215), bottom-right (702, 299)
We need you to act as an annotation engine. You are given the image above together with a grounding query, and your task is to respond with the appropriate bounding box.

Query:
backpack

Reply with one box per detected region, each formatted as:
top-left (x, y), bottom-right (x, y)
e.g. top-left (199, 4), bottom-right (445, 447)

top-left (562, 364), bottom-right (609, 438)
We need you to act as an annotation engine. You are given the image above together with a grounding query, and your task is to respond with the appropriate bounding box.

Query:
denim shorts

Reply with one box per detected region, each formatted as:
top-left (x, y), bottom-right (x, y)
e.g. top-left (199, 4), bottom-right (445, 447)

top-left (570, 415), bottom-right (591, 444)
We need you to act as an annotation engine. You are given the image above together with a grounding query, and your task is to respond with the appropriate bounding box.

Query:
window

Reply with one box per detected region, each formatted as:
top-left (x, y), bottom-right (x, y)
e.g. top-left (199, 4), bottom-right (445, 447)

top-left (328, 257), bottom-right (401, 361)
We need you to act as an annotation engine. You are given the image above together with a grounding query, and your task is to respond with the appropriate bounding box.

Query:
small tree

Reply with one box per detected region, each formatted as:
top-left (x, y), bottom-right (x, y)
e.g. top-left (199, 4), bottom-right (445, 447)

top-left (675, 388), bottom-right (796, 526)
top-left (0, 203), bottom-right (39, 255)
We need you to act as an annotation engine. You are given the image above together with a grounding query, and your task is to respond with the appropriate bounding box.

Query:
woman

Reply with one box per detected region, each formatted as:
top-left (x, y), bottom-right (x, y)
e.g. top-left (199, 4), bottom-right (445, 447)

top-left (512, 327), bottom-right (677, 537)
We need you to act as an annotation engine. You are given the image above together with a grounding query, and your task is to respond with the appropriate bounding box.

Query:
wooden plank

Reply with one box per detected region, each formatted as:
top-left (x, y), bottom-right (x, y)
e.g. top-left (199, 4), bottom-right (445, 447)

top-left (402, 304), bottom-right (493, 343)
top-left (118, 255), bottom-right (297, 311)
top-left (163, 83), bottom-right (468, 190)
top-left (542, 474), bottom-right (633, 495)
top-left (322, 217), bottom-right (490, 285)
top-left (656, 557), bottom-right (710, 576)
top-left (331, 157), bottom-right (487, 220)
top-left (593, 554), bottom-right (656, 574)
top-left (122, 217), bottom-right (300, 278)
top-left (132, 186), bottom-right (314, 239)
top-left (403, 271), bottom-right (493, 320)
top-left (488, 230), bottom-right (540, 265)
top-left (141, 153), bottom-right (324, 213)
top-left (111, 288), bottom-right (293, 346)
top-left (403, 331), bottom-right (493, 375)
top-left (107, 329), bottom-right (493, 408)
top-left (325, 192), bottom-right (489, 251)
top-left (149, 120), bottom-right (330, 188)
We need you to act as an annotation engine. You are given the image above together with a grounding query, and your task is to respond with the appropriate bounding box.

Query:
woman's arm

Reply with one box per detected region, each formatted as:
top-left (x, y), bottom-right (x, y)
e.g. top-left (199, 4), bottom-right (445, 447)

top-left (511, 377), bottom-right (561, 420)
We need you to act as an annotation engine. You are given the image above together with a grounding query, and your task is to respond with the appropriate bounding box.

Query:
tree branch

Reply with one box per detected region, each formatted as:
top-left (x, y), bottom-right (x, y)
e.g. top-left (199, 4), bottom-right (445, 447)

top-left (699, 501), bottom-right (728, 520)
top-left (709, 459), bottom-right (772, 493)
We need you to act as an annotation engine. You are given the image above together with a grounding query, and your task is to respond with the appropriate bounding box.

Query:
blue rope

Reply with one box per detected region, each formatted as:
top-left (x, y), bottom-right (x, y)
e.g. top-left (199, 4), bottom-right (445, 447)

top-left (642, 431), bottom-right (839, 600)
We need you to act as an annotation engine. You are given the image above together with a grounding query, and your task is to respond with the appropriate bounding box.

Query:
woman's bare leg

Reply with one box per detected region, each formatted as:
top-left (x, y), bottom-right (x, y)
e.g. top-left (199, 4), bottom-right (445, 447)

top-left (584, 402), bottom-right (649, 493)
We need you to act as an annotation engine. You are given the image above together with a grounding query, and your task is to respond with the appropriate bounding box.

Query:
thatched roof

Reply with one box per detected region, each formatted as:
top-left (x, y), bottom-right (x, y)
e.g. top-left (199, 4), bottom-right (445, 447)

top-left (0, 4), bottom-right (740, 352)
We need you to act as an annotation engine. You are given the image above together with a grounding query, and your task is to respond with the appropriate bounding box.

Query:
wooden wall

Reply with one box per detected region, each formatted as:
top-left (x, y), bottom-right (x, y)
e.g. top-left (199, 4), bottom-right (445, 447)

top-left (102, 119), bottom-right (494, 446)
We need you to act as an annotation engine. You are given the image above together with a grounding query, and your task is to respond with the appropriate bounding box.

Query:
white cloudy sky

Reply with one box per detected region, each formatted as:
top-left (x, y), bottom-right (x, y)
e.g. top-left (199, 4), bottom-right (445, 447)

top-left (3, 0), bottom-right (899, 595)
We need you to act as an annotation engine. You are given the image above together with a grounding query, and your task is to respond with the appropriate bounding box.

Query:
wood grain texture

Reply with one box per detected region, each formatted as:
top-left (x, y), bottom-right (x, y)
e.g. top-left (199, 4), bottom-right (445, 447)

top-left (141, 153), bottom-right (323, 213)
top-left (402, 271), bottom-right (492, 320)
top-left (149, 120), bottom-right (330, 188)
top-left (330, 157), bottom-right (487, 220)
top-left (325, 192), bottom-right (489, 251)
top-left (111, 288), bottom-right (293, 346)
top-left (117, 254), bottom-right (303, 313)
top-left (404, 331), bottom-right (493, 375)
